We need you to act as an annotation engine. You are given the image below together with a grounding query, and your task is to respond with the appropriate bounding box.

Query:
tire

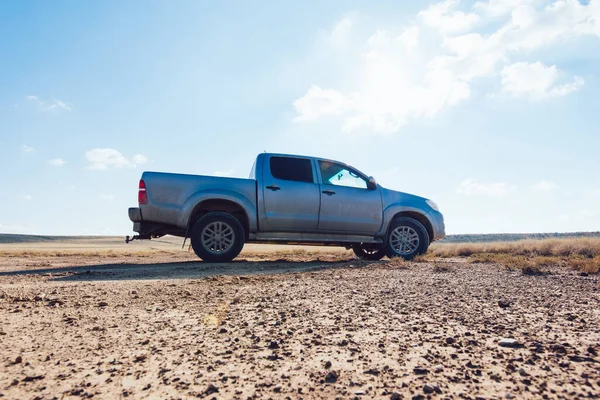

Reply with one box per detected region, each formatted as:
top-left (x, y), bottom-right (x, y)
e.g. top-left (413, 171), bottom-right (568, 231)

top-left (352, 244), bottom-right (386, 260)
top-left (190, 212), bottom-right (245, 262)
top-left (384, 217), bottom-right (429, 260)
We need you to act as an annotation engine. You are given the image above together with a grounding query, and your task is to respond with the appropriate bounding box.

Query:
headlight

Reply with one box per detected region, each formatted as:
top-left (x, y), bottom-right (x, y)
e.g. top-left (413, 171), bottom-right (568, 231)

top-left (426, 199), bottom-right (439, 212)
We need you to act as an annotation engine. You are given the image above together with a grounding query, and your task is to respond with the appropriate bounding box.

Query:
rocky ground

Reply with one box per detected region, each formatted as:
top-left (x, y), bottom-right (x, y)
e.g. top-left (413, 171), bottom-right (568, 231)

top-left (0, 248), bottom-right (599, 399)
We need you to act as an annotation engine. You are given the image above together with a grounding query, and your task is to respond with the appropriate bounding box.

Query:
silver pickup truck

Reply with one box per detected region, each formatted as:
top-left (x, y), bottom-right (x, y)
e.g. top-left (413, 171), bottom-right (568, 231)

top-left (127, 153), bottom-right (445, 262)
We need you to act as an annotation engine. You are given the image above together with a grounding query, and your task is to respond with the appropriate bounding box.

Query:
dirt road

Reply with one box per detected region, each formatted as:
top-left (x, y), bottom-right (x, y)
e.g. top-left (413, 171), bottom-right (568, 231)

top-left (1, 245), bottom-right (599, 399)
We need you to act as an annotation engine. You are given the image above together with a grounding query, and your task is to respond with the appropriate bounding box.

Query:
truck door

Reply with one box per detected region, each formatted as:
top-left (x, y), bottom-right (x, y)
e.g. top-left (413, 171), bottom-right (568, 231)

top-left (316, 160), bottom-right (383, 234)
top-left (261, 155), bottom-right (320, 231)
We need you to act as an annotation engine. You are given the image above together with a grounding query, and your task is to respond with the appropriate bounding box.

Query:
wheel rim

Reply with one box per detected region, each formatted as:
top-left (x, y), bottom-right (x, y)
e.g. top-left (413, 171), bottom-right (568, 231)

top-left (390, 226), bottom-right (420, 255)
top-left (201, 221), bottom-right (235, 255)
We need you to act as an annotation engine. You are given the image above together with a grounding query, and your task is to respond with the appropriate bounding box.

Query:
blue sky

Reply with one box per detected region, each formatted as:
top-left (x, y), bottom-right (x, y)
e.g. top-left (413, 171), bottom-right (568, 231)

top-left (1, 0), bottom-right (599, 236)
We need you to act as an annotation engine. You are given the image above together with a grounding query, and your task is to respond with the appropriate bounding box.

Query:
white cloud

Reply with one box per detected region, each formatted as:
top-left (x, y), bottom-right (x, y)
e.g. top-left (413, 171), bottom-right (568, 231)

top-left (418, 0), bottom-right (480, 35)
top-left (457, 178), bottom-right (516, 197)
top-left (397, 26), bottom-right (420, 51)
top-left (132, 154), bottom-right (148, 165)
top-left (85, 148), bottom-right (148, 170)
top-left (531, 180), bottom-right (559, 192)
top-left (212, 169), bottom-right (235, 177)
top-left (329, 16), bottom-right (354, 45)
top-left (22, 145), bottom-right (34, 153)
top-left (0, 223), bottom-right (30, 234)
top-left (292, 0), bottom-right (600, 134)
top-left (49, 158), bottom-right (66, 167)
top-left (501, 62), bottom-right (584, 100)
top-left (293, 86), bottom-right (358, 123)
top-left (27, 95), bottom-right (72, 112)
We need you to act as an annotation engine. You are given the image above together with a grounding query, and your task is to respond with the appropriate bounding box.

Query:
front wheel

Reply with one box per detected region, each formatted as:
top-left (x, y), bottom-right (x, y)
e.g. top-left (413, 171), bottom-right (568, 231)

top-left (385, 217), bottom-right (429, 260)
top-left (352, 244), bottom-right (386, 260)
top-left (190, 212), bottom-right (245, 262)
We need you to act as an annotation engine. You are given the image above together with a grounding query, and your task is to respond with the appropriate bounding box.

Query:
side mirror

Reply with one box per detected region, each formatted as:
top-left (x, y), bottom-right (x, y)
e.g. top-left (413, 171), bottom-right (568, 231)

top-left (367, 176), bottom-right (377, 190)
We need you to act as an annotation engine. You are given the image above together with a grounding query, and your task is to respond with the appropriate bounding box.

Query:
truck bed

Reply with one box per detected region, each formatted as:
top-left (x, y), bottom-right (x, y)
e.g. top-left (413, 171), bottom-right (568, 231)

top-left (139, 171), bottom-right (257, 230)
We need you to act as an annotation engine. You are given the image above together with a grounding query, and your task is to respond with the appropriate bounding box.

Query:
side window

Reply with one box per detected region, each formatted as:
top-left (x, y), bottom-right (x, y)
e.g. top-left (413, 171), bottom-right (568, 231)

top-left (269, 156), bottom-right (314, 183)
top-left (319, 160), bottom-right (368, 189)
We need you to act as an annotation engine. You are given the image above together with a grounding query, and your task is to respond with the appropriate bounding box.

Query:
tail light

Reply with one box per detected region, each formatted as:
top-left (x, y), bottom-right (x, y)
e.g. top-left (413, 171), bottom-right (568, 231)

top-left (138, 179), bottom-right (147, 204)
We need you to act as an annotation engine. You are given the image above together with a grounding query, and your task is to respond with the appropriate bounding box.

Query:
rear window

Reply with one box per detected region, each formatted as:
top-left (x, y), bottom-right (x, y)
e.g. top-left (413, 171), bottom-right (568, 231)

top-left (269, 156), bottom-right (314, 183)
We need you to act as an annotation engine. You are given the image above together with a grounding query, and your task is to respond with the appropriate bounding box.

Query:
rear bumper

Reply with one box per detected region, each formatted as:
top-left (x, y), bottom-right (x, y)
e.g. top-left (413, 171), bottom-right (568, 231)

top-left (129, 207), bottom-right (142, 223)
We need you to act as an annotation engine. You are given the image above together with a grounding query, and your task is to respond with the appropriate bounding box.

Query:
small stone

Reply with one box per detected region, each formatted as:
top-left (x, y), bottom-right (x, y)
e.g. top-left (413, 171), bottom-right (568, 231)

top-left (205, 384), bottom-right (219, 395)
top-left (354, 390), bottom-right (366, 395)
top-left (499, 338), bottom-right (521, 348)
top-left (218, 328), bottom-right (228, 334)
top-left (433, 365), bottom-right (444, 373)
top-left (268, 341), bottom-right (279, 349)
top-left (423, 384), bottom-right (435, 394)
top-left (390, 393), bottom-right (402, 400)
top-left (413, 366), bottom-right (429, 375)
top-left (324, 360), bottom-right (332, 369)
top-left (498, 299), bottom-right (511, 308)
top-left (325, 371), bottom-right (338, 383)
top-left (445, 337), bottom-right (456, 345)
top-left (14, 356), bottom-right (22, 364)
top-left (98, 301), bottom-right (108, 307)
top-left (364, 368), bottom-right (380, 376)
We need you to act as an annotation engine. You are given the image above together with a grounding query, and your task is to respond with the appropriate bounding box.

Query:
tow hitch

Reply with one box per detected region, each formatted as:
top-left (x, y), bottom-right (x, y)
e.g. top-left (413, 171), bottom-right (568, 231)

top-left (125, 234), bottom-right (152, 243)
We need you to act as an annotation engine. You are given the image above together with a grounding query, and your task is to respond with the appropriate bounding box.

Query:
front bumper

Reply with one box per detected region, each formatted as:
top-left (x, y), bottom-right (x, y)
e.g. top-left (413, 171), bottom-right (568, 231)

top-left (429, 210), bottom-right (446, 241)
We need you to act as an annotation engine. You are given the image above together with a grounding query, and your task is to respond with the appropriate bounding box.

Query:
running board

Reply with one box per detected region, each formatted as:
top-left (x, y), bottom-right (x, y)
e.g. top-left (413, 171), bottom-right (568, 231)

top-left (248, 232), bottom-right (383, 244)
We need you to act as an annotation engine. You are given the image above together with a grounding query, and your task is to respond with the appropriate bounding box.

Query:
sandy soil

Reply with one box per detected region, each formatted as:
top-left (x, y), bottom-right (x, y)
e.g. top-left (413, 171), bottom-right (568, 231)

top-left (0, 241), bottom-right (599, 399)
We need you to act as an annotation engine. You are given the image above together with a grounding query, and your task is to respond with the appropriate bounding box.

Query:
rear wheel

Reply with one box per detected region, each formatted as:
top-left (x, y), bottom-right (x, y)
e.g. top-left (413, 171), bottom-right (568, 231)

top-left (190, 212), bottom-right (245, 262)
top-left (352, 244), bottom-right (386, 260)
top-left (385, 217), bottom-right (429, 260)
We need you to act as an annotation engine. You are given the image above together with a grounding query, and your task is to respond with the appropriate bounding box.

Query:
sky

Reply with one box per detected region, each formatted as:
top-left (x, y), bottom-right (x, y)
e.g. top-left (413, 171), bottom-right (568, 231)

top-left (1, 0), bottom-right (600, 236)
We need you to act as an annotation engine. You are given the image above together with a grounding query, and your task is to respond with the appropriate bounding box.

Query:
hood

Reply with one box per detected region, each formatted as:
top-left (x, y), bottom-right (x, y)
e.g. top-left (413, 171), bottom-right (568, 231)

top-left (380, 186), bottom-right (430, 210)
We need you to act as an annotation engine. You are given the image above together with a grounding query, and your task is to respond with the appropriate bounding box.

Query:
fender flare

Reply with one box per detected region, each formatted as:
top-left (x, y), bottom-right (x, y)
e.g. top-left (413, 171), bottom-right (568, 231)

top-left (177, 189), bottom-right (258, 232)
top-left (379, 204), bottom-right (435, 242)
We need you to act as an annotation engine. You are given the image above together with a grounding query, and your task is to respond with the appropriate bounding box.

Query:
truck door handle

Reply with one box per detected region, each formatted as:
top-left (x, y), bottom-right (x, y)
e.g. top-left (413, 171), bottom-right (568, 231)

top-left (266, 185), bottom-right (281, 191)
top-left (322, 189), bottom-right (336, 196)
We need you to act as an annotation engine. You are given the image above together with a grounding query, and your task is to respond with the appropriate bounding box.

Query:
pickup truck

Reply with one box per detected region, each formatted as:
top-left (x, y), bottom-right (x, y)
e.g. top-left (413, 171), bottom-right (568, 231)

top-left (127, 153), bottom-right (445, 262)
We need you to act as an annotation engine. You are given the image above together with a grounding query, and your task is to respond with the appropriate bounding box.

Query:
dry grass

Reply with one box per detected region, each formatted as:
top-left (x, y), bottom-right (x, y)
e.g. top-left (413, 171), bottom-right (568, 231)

top-left (428, 238), bottom-right (600, 274)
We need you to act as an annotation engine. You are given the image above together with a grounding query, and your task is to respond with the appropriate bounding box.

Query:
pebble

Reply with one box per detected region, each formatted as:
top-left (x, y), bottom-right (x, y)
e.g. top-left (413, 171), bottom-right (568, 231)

top-left (413, 366), bottom-right (429, 375)
top-left (498, 299), bottom-right (511, 308)
top-left (325, 371), bottom-right (338, 383)
top-left (499, 338), bottom-right (520, 348)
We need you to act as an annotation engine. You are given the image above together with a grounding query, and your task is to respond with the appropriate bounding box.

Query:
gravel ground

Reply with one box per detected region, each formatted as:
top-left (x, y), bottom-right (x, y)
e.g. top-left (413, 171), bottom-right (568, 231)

top-left (1, 250), bottom-right (599, 399)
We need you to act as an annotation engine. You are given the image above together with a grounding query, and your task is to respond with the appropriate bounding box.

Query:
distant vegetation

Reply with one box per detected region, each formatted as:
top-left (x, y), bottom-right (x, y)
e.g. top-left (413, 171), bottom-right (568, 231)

top-left (428, 237), bottom-right (600, 274)
top-left (439, 231), bottom-right (600, 243)
top-left (0, 234), bottom-right (114, 244)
